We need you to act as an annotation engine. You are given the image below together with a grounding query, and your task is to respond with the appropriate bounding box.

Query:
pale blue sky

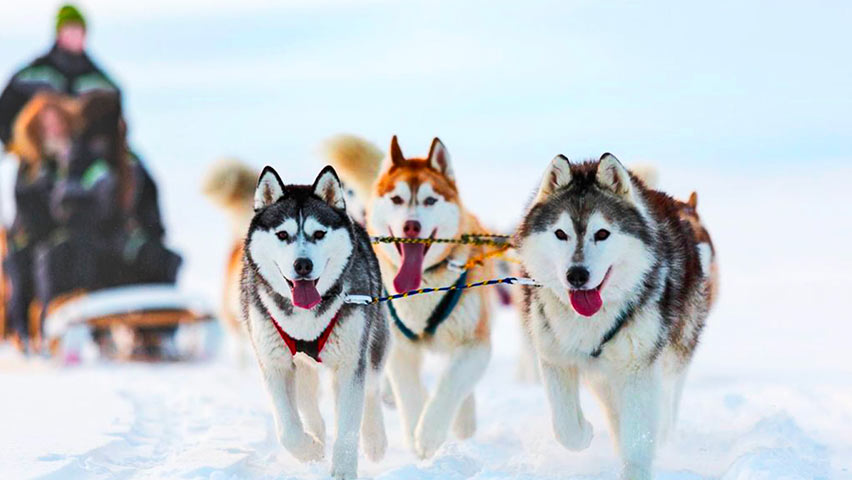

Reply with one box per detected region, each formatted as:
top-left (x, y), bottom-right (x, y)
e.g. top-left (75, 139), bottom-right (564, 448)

top-left (2, 1), bottom-right (849, 172)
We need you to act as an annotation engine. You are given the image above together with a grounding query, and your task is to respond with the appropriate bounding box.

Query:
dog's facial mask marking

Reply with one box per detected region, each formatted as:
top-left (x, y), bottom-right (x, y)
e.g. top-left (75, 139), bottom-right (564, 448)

top-left (370, 137), bottom-right (462, 292)
top-left (250, 166), bottom-right (354, 310)
top-left (520, 154), bottom-right (653, 316)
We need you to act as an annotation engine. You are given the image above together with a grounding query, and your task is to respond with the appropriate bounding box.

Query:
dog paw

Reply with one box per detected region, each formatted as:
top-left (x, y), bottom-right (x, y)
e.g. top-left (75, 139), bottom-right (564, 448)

top-left (452, 407), bottom-right (476, 440)
top-left (362, 423), bottom-right (387, 462)
top-left (330, 465), bottom-right (357, 480)
top-left (280, 430), bottom-right (325, 463)
top-left (620, 463), bottom-right (652, 480)
top-left (331, 449), bottom-right (358, 480)
top-left (553, 418), bottom-right (593, 451)
top-left (414, 418), bottom-right (448, 459)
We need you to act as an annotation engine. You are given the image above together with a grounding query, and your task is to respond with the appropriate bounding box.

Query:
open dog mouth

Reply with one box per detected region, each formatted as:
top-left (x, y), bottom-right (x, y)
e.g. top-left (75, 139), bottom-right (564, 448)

top-left (389, 227), bottom-right (437, 293)
top-left (277, 263), bottom-right (322, 310)
top-left (568, 267), bottom-right (612, 317)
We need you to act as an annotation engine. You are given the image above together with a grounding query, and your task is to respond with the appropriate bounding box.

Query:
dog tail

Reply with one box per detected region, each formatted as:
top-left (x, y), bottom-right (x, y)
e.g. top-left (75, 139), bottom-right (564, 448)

top-left (630, 164), bottom-right (659, 189)
top-left (321, 134), bottom-right (384, 203)
top-left (202, 157), bottom-right (258, 239)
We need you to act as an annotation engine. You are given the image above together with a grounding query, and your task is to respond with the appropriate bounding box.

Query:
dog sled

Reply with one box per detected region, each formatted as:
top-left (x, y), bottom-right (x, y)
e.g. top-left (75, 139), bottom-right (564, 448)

top-left (38, 284), bottom-right (214, 361)
top-left (0, 222), bottom-right (213, 360)
top-left (0, 221), bottom-right (214, 360)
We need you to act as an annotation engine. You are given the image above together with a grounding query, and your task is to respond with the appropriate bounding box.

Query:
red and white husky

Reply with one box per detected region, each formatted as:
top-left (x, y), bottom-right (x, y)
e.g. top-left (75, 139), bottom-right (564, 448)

top-left (325, 135), bottom-right (493, 459)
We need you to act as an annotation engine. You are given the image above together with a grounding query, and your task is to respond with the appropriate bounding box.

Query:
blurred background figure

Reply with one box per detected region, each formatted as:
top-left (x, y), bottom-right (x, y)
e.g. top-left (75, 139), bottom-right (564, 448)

top-left (0, 4), bottom-right (118, 145)
top-left (201, 158), bottom-right (257, 364)
top-left (0, 5), bottom-right (182, 356)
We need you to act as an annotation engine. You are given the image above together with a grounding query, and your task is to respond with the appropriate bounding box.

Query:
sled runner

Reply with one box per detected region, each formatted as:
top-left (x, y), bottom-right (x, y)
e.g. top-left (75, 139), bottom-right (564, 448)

top-left (37, 284), bottom-right (213, 360)
top-left (43, 284), bottom-right (212, 336)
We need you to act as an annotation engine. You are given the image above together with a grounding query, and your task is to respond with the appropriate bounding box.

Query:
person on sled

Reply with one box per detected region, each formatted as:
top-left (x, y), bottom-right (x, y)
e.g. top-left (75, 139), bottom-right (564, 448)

top-left (0, 5), bottom-right (118, 146)
top-left (0, 5), bottom-right (121, 350)
top-left (7, 91), bottom-right (182, 354)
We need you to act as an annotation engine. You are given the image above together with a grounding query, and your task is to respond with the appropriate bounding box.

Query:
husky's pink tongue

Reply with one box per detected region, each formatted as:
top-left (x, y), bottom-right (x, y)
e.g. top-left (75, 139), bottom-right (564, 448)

top-left (393, 243), bottom-right (425, 293)
top-left (291, 280), bottom-right (321, 310)
top-left (569, 289), bottom-right (603, 317)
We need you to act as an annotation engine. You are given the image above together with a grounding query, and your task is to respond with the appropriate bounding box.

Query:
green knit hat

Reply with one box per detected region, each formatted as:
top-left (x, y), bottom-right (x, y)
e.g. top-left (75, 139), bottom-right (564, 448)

top-left (56, 4), bottom-right (86, 32)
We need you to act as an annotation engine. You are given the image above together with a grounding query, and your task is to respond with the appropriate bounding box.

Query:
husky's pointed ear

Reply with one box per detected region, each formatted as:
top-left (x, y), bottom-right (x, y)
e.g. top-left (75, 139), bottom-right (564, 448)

top-left (688, 191), bottom-right (698, 209)
top-left (427, 137), bottom-right (455, 181)
top-left (390, 135), bottom-right (405, 166)
top-left (534, 154), bottom-right (572, 203)
top-left (597, 153), bottom-right (633, 198)
top-left (313, 165), bottom-right (346, 210)
top-left (254, 166), bottom-right (285, 210)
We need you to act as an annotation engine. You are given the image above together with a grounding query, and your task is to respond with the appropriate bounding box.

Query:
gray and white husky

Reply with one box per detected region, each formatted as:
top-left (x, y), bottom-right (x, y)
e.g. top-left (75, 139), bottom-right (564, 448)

top-left (241, 165), bottom-right (388, 479)
top-left (516, 154), bottom-right (717, 479)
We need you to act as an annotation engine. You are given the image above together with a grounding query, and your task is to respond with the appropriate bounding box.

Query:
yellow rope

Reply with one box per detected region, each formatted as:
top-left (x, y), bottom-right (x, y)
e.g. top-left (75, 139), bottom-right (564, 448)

top-left (371, 233), bottom-right (512, 248)
top-left (463, 244), bottom-right (511, 269)
top-left (371, 232), bottom-right (520, 270)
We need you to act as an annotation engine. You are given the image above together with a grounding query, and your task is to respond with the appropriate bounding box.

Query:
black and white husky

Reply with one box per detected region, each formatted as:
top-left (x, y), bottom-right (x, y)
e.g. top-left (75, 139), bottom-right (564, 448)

top-left (516, 154), bottom-right (716, 479)
top-left (241, 166), bottom-right (388, 479)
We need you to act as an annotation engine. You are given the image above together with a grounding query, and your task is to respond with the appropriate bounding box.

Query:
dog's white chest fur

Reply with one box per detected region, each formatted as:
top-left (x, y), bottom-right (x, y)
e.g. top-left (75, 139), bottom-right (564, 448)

top-left (382, 262), bottom-right (482, 349)
top-left (531, 286), bottom-right (663, 370)
top-left (257, 288), bottom-right (342, 341)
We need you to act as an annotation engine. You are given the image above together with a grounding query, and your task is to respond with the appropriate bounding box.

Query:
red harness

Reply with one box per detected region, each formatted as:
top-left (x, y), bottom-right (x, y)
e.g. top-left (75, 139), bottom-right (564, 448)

top-left (270, 311), bottom-right (341, 363)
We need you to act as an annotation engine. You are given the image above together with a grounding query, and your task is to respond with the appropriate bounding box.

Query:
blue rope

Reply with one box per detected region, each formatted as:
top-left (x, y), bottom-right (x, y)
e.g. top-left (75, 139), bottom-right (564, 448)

top-left (387, 270), bottom-right (469, 341)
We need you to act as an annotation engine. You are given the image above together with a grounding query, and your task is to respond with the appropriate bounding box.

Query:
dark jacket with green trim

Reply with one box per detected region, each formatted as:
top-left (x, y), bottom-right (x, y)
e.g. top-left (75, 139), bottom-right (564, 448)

top-left (0, 44), bottom-right (119, 147)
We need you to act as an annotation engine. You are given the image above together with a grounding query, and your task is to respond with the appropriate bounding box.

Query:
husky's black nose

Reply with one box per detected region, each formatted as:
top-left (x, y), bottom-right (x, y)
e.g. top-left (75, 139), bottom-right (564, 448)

top-left (566, 266), bottom-right (590, 289)
top-left (294, 258), bottom-right (313, 277)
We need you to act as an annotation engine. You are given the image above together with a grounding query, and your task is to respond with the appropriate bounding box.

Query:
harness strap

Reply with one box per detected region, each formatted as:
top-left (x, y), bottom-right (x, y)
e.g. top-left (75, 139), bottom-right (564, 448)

top-left (387, 300), bottom-right (417, 341)
top-left (270, 310), bottom-right (341, 362)
top-left (388, 270), bottom-right (469, 341)
top-left (590, 302), bottom-right (635, 358)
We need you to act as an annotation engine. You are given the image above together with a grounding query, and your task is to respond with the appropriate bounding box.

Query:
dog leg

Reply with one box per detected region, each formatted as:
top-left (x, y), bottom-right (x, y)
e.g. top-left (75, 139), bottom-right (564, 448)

top-left (540, 359), bottom-right (593, 451)
top-left (360, 368), bottom-right (387, 462)
top-left (415, 341), bottom-right (490, 459)
top-left (295, 356), bottom-right (326, 442)
top-left (657, 373), bottom-right (676, 443)
top-left (586, 376), bottom-right (621, 449)
top-left (656, 354), bottom-right (689, 443)
top-left (381, 374), bottom-right (396, 408)
top-left (330, 363), bottom-right (366, 480)
top-left (452, 393), bottom-right (476, 440)
top-left (615, 367), bottom-right (661, 480)
top-left (261, 361), bottom-right (324, 462)
top-left (386, 342), bottom-right (426, 449)
top-left (515, 326), bottom-right (540, 383)
top-left (666, 366), bottom-right (689, 438)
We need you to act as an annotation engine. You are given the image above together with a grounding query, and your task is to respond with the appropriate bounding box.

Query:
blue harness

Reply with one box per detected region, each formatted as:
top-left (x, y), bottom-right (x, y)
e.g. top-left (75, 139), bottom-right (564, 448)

top-left (387, 270), bottom-right (469, 341)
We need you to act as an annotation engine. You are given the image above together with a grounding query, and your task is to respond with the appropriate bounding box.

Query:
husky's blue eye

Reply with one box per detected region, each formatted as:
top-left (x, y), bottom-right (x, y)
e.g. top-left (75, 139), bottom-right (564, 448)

top-left (423, 197), bottom-right (437, 206)
top-left (594, 229), bottom-right (610, 241)
top-left (313, 230), bottom-right (326, 241)
top-left (276, 231), bottom-right (289, 241)
top-left (555, 229), bottom-right (568, 241)
top-left (391, 195), bottom-right (404, 205)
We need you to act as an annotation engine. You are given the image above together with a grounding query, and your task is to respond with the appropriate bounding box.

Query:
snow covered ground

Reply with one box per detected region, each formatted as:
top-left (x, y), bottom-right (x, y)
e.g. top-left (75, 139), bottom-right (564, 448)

top-left (1, 304), bottom-right (851, 480)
